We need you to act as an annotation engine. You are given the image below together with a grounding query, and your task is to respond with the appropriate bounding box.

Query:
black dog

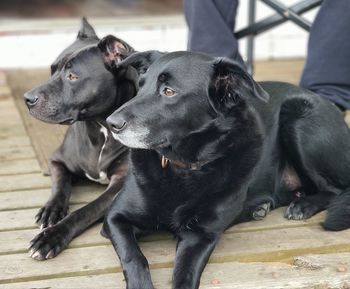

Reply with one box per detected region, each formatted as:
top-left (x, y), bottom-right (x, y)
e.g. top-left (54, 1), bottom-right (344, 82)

top-left (104, 50), bottom-right (350, 289)
top-left (24, 19), bottom-right (137, 260)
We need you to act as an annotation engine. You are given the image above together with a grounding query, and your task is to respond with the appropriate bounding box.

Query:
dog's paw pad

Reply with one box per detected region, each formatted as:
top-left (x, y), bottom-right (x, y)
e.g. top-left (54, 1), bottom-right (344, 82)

top-left (284, 199), bottom-right (318, 220)
top-left (35, 204), bottom-right (68, 229)
top-left (28, 225), bottom-right (70, 260)
top-left (252, 202), bottom-right (271, 220)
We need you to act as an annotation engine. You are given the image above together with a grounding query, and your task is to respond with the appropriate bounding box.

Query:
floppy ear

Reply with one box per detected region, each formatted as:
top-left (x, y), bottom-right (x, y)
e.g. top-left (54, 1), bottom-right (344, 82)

top-left (208, 58), bottom-right (269, 113)
top-left (77, 17), bottom-right (99, 40)
top-left (116, 50), bottom-right (165, 74)
top-left (98, 35), bottom-right (135, 68)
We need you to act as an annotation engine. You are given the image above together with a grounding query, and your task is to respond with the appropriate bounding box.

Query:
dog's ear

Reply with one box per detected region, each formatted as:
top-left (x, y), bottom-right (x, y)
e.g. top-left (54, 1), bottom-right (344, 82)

top-left (77, 17), bottom-right (99, 40)
top-left (117, 50), bottom-right (165, 74)
top-left (98, 35), bottom-right (134, 68)
top-left (208, 58), bottom-right (269, 113)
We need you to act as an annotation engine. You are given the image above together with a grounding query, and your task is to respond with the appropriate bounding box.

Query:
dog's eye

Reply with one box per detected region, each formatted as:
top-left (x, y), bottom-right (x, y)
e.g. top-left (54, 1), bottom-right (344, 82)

top-left (162, 87), bottom-right (176, 97)
top-left (67, 72), bottom-right (79, 81)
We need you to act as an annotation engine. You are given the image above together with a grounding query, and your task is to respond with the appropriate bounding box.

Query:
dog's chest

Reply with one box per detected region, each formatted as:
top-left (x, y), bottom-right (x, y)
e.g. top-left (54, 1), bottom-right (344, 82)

top-left (84, 123), bottom-right (110, 184)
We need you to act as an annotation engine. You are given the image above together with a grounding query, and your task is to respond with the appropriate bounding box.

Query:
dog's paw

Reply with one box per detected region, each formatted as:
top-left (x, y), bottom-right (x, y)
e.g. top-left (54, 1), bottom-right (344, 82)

top-left (35, 203), bottom-right (68, 229)
top-left (28, 224), bottom-right (71, 260)
top-left (284, 198), bottom-right (318, 220)
top-left (252, 202), bottom-right (271, 220)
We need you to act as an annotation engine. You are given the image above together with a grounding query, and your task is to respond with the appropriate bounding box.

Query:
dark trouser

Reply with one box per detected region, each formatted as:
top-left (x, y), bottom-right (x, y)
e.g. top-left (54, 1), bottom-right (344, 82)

top-left (183, 0), bottom-right (244, 66)
top-left (300, 0), bottom-right (350, 110)
top-left (184, 0), bottom-right (350, 109)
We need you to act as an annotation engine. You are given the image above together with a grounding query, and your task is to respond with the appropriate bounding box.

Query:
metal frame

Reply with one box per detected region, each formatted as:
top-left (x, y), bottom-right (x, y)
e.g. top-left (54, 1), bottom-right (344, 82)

top-left (235, 0), bottom-right (323, 74)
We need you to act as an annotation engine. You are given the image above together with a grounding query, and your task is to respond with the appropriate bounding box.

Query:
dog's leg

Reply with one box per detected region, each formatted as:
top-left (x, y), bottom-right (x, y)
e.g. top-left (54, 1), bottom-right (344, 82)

top-left (173, 230), bottom-right (219, 289)
top-left (279, 97), bottom-right (350, 222)
top-left (35, 160), bottom-right (72, 228)
top-left (104, 215), bottom-right (154, 289)
top-left (28, 158), bottom-right (128, 260)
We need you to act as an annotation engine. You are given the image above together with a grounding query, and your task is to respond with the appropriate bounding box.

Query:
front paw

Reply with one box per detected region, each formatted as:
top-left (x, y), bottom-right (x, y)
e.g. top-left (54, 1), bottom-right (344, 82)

top-left (252, 202), bottom-right (271, 220)
top-left (28, 223), bottom-right (71, 260)
top-left (35, 203), bottom-right (68, 229)
top-left (284, 198), bottom-right (319, 220)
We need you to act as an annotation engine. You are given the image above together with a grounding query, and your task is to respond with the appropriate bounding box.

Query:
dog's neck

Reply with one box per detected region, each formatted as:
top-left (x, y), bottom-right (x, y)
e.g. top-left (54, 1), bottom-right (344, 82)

top-left (157, 111), bottom-right (263, 171)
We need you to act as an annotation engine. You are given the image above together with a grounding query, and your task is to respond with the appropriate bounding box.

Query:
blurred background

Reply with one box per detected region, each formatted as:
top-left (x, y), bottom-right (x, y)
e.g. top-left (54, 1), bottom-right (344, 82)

top-left (0, 0), bottom-right (318, 69)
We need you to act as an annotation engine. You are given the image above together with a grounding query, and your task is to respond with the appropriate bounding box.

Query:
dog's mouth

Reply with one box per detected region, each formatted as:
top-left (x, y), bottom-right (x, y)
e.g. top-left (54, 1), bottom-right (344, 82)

top-left (59, 118), bottom-right (75, 125)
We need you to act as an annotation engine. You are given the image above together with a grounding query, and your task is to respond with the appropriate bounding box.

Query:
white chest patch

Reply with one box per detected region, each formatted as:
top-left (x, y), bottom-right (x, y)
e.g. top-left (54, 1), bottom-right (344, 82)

top-left (84, 122), bottom-right (110, 185)
top-left (98, 123), bottom-right (109, 164)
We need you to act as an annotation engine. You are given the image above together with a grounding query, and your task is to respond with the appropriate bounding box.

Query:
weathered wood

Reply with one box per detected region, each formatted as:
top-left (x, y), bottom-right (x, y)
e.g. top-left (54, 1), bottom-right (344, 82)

top-left (0, 86), bottom-right (11, 99)
top-left (0, 205), bottom-right (84, 232)
top-left (0, 146), bottom-right (36, 162)
top-left (0, 136), bottom-right (31, 148)
top-left (0, 100), bottom-right (22, 122)
top-left (0, 173), bottom-right (51, 193)
top-left (1, 254), bottom-right (349, 289)
top-left (0, 159), bottom-right (41, 176)
top-left (1, 226), bottom-right (350, 284)
top-left (0, 124), bottom-right (26, 137)
top-left (0, 185), bottom-right (103, 211)
top-left (0, 208), bottom-right (326, 254)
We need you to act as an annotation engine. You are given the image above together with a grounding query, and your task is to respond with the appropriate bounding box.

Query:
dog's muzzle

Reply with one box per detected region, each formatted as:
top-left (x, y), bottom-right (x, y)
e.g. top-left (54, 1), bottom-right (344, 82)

top-left (107, 115), bottom-right (127, 133)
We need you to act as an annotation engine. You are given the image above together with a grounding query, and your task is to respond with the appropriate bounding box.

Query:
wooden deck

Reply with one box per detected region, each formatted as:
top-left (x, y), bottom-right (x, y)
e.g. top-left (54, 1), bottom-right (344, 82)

top-left (1, 63), bottom-right (350, 289)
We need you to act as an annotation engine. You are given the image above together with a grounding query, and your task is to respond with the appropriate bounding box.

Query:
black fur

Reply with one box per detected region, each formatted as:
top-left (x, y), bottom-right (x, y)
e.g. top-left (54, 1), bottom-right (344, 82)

top-left (24, 21), bottom-right (137, 260)
top-left (104, 51), bottom-right (350, 289)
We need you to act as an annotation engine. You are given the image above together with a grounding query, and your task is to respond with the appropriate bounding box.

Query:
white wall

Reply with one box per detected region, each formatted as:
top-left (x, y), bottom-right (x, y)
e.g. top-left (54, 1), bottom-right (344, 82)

top-left (0, 0), bottom-right (319, 68)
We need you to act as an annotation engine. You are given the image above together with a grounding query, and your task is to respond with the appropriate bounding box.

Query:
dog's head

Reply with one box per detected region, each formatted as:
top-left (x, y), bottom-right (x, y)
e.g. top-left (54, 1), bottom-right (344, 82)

top-left (24, 18), bottom-right (135, 124)
top-left (107, 51), bottom-right (268, 162)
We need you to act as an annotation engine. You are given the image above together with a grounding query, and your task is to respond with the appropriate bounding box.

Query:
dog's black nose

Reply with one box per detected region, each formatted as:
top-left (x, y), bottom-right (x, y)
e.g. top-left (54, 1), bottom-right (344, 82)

top-left (24, 92), bottom-right (39, 107)
top-left (107, 115), bottom-right (127, 133)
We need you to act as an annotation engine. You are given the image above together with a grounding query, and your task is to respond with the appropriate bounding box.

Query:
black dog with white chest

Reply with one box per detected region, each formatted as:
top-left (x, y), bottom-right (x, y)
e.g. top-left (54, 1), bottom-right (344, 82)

top-left (104, 50), bottom-right (350, 289)
top-left (24, 19), bottom-right (137, 260)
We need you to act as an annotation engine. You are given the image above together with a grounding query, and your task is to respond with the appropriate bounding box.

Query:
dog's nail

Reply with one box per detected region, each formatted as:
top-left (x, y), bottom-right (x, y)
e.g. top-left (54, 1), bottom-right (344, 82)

top-left (40, 224), bottom-right (44, 231)
top-left (46, 250), bottom-right (54, 259)
top-left (32, 251), bottom-right (42, 260)
top-left (29, 249), bottom-right (35, 257)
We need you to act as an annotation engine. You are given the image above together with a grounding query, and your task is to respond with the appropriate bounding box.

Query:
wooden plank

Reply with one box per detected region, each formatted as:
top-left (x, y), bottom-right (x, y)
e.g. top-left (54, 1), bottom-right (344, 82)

top-left (1, 253), bottom-right (349, 289)
top-left (0, 100), bottom-right (22, 121)
top-left (0, 173), bottom-right (51, 193)
top-left (0, 185), bottom-right (103, 211)
top-left (0, 159), bottom-right (41, 176)
top-left (0, 209), bottom-right (40, 231)
top-left (0, 146), bottom-right (36, 162)
top-left (0, 205), bottom-right (85, 232)
top-left (0, 86), bottom-right (11, 99)
top-left (0, 125), bottom-right (26, 138)
top-left (1, 226), bottom-right (350, 283)
top-left (0, 208), bottom-right (325, 254)
top-left (0, 136), bottom-right (31, 148)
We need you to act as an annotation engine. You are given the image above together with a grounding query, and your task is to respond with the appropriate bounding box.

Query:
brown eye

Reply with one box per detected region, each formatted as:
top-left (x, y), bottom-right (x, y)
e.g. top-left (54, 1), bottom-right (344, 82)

top-left (67, 72), bottom-right (79, 81)
top-left (162, 87), bottom-right (176, 97)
